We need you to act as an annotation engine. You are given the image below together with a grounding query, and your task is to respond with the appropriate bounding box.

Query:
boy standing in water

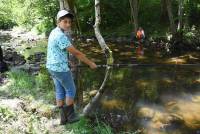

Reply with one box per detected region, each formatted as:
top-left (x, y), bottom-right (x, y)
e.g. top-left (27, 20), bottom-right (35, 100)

top-left (46, 10), bottom-right (97, 125)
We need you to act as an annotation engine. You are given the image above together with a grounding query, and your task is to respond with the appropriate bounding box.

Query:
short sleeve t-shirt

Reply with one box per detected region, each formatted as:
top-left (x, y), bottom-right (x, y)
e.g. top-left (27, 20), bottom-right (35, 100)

top-left (46, 27), bottom-right (72, 72)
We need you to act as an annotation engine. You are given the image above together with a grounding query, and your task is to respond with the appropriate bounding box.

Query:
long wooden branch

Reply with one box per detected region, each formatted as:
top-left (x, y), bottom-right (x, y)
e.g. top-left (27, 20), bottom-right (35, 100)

top-left (82, 0), bottom-right (113, 116)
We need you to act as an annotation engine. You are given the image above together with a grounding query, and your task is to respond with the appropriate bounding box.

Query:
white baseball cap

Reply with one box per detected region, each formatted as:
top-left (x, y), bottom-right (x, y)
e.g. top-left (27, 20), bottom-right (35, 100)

top-left (57, 10), bottom-right (74, 20)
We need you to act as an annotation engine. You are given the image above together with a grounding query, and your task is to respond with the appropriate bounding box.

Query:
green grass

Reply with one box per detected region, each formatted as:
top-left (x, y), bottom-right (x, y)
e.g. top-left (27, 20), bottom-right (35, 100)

top-left (6, 70), bottom-right (36, 97)
top-left (0, 69), bottom-right (114, 134)
top-left (0, 67), bottom-right (54, 103)
top-left (15, 40), bottom-right (47, 59)
top-left (65, 116), bottom-right (113, 134)
top-left (0, 106), bottom-right (15, 122)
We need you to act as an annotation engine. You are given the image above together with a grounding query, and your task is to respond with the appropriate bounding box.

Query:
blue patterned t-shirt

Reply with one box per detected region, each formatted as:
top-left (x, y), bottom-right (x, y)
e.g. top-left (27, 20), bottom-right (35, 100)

top-left (46, 27), bottom-right (72, 72)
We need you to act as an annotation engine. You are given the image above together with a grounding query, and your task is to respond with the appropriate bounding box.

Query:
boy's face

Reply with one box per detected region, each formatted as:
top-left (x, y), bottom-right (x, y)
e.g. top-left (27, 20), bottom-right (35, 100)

top-left (58, 17), bottom-right (72, 31)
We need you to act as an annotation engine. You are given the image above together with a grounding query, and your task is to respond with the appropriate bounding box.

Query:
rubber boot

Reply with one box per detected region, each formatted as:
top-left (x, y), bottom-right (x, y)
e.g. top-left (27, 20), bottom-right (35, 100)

top-left (64, 104), bottom-right (80, 123)
top-left (59, 106), bottom-right (68, 125)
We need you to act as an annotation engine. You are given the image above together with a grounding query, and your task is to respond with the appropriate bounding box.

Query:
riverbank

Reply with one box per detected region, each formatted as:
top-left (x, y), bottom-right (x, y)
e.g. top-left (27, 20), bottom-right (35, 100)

top-left (0, 69), bottom-right (116, 134)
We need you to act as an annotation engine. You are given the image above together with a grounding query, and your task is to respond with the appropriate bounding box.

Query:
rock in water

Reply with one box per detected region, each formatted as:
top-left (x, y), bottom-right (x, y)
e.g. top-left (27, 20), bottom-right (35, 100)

top-left (0, 45), bottom-right (8, 73)
top-left (0, 61), bottom-right (8, 73)
top-left (27, 52), bottom-right (45, 64)
top-left (89, 90), bottom-right (98, 97)
top-left (0, 45), bottom-right (3, 61)
top-left (4, 49), bottom-right (26, 66)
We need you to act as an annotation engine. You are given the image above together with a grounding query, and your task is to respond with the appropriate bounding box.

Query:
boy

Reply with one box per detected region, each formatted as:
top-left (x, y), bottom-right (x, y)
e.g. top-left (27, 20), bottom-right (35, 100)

top-left (46, 10), bottom-right (97, 125)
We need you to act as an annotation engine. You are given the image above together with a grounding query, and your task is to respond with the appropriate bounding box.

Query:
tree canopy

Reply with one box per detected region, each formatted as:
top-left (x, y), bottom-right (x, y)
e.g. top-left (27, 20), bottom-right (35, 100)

top-left (0, 0), bottom-right (200, 36)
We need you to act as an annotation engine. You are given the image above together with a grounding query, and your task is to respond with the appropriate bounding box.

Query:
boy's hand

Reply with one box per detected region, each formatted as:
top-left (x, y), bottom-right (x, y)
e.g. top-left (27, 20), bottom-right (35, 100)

top-left (89, 62), bottom-right (97, 69)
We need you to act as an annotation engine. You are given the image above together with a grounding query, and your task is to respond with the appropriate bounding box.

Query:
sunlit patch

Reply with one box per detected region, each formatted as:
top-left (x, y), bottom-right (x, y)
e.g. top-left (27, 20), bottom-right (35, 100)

top-left (165, 53), bottom-right (200, 64)
top-left (83, 91), bottom-right (90, 103)
top-left (135, 80), bottom-right (150, 89)
top-left (162, 93), bottom-right (200, 129)
top-left (137, 104), bottom-right (172, 133)
top-left (91, 47), bottom-right (102, 53)
top-left (101, 99), bottom-right (126, 110)
top-left (193, 78), bottom-right (200, 84)
top-left (91, 58), bottom-right (101, 62)
top-left (88, 90), bottom-right (98, 97)
top-left (165, 57), bottom-right (187, 64)
top-left (179, 54), bottom-right (199, 60)
top-left (136, 55), bottom-right (147, 60)
top-left (192, 95), bottom-right (200, 103)
top-left (113, 48), bottom-right (119, 52)
top-left (119, 52), bottom-right (132, 56)
top-left (113, 72), bottom-right (124, 80)
top-left (161, 78), bottom-right (174, 84)
top-left (137, 92), bottom-right (200, 133)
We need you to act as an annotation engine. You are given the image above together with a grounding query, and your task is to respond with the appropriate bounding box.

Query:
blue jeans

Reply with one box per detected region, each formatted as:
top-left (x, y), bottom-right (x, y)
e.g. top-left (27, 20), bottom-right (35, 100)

top-left (48, 70), bottom-right (76, 100)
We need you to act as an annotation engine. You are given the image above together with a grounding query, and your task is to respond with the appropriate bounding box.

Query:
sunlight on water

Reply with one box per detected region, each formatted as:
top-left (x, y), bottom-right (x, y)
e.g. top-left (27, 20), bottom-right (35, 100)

top-left (137, 92), bottom-right (200, 134)
top-left (101, 99), bottom-right (127, 111)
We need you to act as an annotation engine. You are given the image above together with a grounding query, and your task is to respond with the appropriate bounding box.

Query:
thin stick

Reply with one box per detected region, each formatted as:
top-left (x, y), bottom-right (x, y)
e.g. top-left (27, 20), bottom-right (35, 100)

top-left (73, 63), bottom-right (200, 68)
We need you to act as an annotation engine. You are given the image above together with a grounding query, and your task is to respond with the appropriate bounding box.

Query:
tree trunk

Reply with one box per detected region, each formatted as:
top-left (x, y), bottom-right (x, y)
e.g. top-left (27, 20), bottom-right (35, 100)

top-left (74, 5), bottom-right (82, 34)
top-left (59, 0), bottom-right (70, 10)
top-left (76, 64), bottom-right (83, 108)
top-left (129, 0), bottom-right (134, 29)
top-left (129, 0), bottom-right (139, 33)
top-left (160, 0), bottom-right (168, 22)
top-left (177, 0), bottom-right (184, 31)
top-left (165, 0), bottom-right (176, 34)
top-left (83, 0), bottom-right (113, 116)
top-left (59, 0), bottom-right (81, 34)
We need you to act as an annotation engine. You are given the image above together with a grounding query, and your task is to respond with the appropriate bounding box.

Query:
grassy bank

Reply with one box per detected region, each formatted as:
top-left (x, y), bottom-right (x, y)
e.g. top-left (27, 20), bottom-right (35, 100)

top-left (0, 69), bottom-right (116, 134)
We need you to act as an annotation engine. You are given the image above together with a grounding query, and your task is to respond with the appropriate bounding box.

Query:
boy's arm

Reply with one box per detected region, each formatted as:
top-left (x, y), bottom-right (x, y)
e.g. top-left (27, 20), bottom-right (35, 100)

top-left (66, 46), bottom-right (97, 69)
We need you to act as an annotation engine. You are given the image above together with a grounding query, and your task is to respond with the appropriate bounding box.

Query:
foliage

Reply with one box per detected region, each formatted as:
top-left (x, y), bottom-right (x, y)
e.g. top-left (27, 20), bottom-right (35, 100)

top-left (0, 0), bottom-right (200, 36)
top-left (35, 65), bottom-right (53, 90)
top-left (0, 0), bottom-right (58, 34)
top-left (0, 0), bottom-right (16, 29)
top-left (5, 69), bottom-right (54, 103)
top-left (8, 70), bottom-right (35, 93)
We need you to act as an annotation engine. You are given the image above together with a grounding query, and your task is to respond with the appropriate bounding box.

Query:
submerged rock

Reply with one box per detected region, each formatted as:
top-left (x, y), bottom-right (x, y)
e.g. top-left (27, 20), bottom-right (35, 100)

top-left (137, 92), bottom-right (200, 133)
top-left (89, 90), bottom-right (98, 97)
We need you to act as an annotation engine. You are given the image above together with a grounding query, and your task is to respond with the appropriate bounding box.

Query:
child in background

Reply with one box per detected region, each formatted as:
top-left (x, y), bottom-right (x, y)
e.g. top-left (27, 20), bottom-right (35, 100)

top-left (136, 27), bottom-right (145, 55)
